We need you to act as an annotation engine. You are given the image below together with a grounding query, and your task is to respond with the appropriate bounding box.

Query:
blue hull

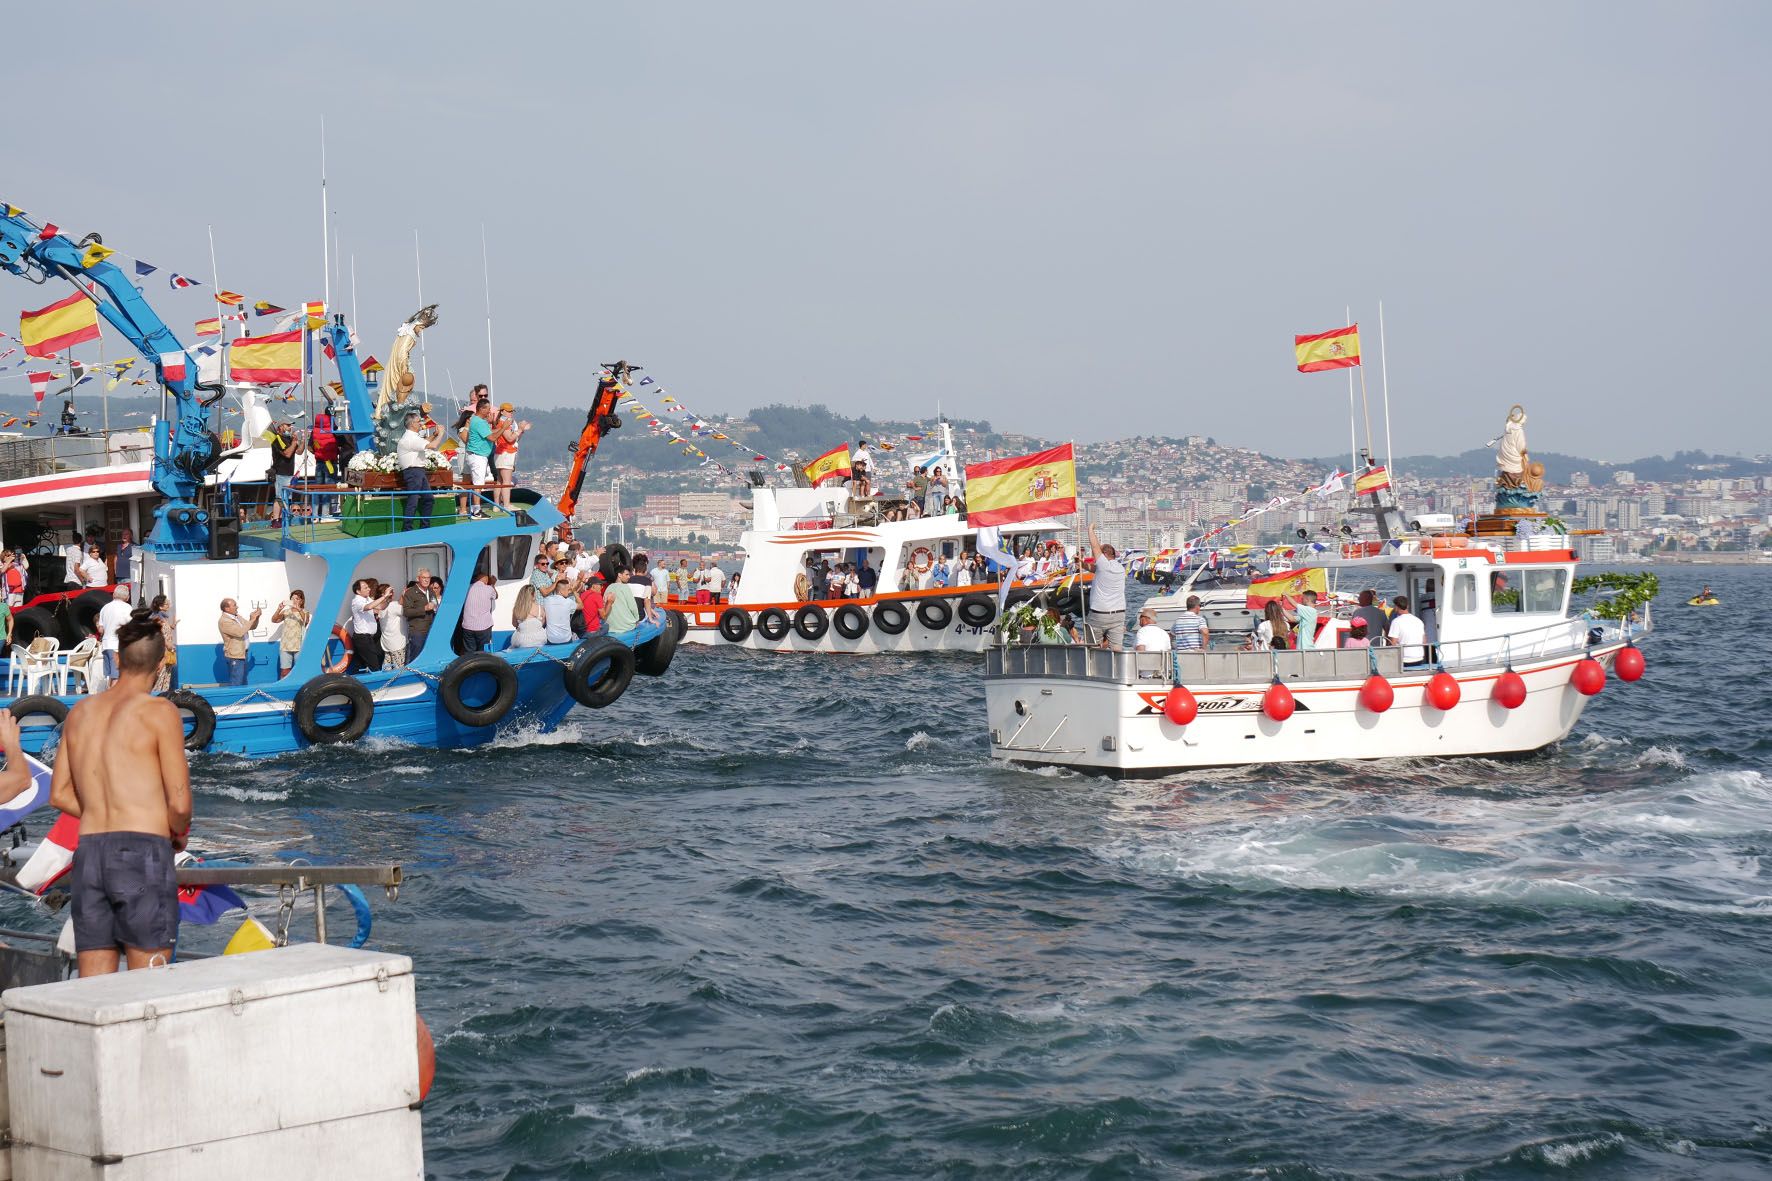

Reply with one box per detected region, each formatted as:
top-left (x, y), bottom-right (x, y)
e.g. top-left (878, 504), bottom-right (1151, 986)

top-left (2, 625), bottom-right (659, 759)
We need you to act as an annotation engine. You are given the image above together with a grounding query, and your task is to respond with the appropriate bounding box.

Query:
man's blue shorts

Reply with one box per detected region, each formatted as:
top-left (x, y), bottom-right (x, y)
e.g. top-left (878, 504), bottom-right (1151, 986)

top-left (70, 831), bottom-right (179, 953)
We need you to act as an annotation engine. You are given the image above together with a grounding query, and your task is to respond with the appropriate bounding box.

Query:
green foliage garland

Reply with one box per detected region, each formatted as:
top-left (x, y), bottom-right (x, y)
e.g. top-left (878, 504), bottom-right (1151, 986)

top-left (1571, 571), bottom-right (1659, 620)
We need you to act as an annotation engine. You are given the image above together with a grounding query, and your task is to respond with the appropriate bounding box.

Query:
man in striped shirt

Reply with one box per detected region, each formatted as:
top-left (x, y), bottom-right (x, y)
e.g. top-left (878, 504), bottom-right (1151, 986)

top-left (1169, 595), bottom-right (1210, 651)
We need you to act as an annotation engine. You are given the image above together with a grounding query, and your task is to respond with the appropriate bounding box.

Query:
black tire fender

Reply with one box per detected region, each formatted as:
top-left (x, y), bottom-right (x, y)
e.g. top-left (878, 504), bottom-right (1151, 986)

top-left (957, 594), bottom-right (997, 629)
top-left (756, 607), bottom-right (791, 642)
top-left (793, 603), bottom-right (829, 641)
top-left (437, 653), bottom-right (519, 727)
top-left (70, 589), bottom-right (112, 639)
top-left (636, 610), bottom-right (681, 677)
top-left (163, 689), bottom-right (216, 750)
top-left (7, 695), bottom-right (67, 730)
top-left (833, 603), bottom-right (869, 640)
top-left (293, 674), bottom-right (375, 745)
top-left (916, 597), bottom-right (954, 631)
top-left (717, 607), bottom-right (753, 643)
top-left (8, 606), bottom-right (59, 648)
top-left (564, 636), bottom-right (635, 709)
top-left (872, 601), bottom-right (910, 636)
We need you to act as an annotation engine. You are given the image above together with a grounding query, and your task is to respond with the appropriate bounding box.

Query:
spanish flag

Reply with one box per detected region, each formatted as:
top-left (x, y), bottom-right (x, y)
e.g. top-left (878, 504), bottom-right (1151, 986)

top-left (1245, 566), bottom-right (1329, 609)
top-left (19, 293), bottom-right (100, 358)
top-left (228, 330), bottom-right (303, 384)
top-left (194, 317), bottom-right (222, 337)
top-left (1294, 324), bottom-right (1360, 372)
top-left (964, 443), bottom-right (1077, 527)
top-left (802, 444), bottom-right (851, 485)
top-left (1353, 465), bottom-right (1391, 495)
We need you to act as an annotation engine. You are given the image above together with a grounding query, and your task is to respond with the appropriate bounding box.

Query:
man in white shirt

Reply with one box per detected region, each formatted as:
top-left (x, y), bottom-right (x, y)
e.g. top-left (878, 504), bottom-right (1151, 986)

top-left (1133, 607), bottom-right (1171, 653)
top-left (852, 441), bottom-right (872, 497)
top-left (396, 411), bottom-right (434, 532)
top-left (702, 563), bottom-right (726, 603)
top-left (1086, 523), bottom-right (1127, 650)
top-left (95, 585), bottom-right (134, 685)
top-left (1387, 595), bottom-right (1428, 665)
top-left (62, 532), bottom-right (85, 587)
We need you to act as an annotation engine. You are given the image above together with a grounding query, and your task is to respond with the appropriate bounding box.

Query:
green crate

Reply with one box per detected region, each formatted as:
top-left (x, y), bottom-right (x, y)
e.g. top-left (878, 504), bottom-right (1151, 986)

top-left (341, 495), bottom-right (460, 537)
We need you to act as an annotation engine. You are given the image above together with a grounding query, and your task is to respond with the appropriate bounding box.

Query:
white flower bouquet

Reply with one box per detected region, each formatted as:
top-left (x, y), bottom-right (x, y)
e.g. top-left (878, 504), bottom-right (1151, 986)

top-left (998, 602), bottom-right (1066, 643)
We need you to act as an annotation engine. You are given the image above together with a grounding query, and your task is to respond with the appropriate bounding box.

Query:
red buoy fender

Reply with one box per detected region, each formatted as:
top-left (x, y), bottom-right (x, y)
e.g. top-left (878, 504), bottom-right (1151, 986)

top-left (1426, 671), bottom-right (1461, 711)
top-left (1358, 674), bottom-right (1393, 714)
top-left (1615, 645), bottom-right (1645, 682)
top-left (416, 1014), bottom-right (436, 1101)
top-left (1492, 668), bottom-right (1527, 710)
top-left (1163, 684), bottom-right (1198, 725)
top-left (1262, 679), bottom-right (1295, 721)
top-left (1571, 657), bottom-right (1606, 696)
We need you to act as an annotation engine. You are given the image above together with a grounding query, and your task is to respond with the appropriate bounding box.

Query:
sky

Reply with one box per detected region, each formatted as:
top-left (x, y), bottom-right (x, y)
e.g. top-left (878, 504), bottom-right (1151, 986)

top-left (3, 1), bottom-right (1766, 463)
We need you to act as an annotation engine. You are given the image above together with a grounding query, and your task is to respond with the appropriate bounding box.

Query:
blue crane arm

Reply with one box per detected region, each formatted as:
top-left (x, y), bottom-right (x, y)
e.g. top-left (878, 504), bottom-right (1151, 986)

top-left (321, 319), bottom-right (376, 454)
top-left (0, 212), bottom-right (219, 552)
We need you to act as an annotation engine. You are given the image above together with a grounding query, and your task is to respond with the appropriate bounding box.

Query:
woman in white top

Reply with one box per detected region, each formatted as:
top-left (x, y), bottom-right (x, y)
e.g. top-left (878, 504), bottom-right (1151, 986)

top-left (508, 582), bottom-right (547, 649)
top-left (381, 585), bottom-right (408, 667)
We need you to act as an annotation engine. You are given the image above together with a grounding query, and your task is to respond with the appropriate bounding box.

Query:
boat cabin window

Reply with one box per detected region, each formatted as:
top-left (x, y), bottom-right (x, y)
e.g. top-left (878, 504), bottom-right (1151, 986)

top-left (474, 534), bottom-right (534, 582)
top-left (1490, 568), bottom-right (1567, 614)
top-left (1451, 573), bottom-right (1477, 614)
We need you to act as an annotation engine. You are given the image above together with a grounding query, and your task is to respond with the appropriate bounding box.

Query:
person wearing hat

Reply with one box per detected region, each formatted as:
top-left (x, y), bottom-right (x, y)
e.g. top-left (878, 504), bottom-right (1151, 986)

top-left (852, 439), bottom-right (873, 497)
top-left (578, 572), bottom-right (607, 635)
top-left (1342, 616), bottom-right (1372, 649)
top-left (491, 401), bottom-right (532, 512)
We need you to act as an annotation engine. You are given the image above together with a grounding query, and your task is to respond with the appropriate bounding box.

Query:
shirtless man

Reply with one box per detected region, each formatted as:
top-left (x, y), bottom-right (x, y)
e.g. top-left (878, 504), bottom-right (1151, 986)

top-left (48, 610), bottom-right (191, 977)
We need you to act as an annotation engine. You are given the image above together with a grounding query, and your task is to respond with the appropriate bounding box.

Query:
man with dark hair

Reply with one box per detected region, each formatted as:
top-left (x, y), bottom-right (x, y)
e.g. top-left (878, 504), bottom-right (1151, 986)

top-left (1351, 588), bottom-right (1389, 639)
top-left (1086, 523), bottom-right (1127, 650)
top-left (49, 610), bottom-right (191, 977)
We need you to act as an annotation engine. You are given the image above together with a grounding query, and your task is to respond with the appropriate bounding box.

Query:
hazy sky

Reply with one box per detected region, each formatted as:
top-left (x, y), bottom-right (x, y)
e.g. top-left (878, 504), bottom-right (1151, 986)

top-left (4, 2), bottom-right (1766, 462)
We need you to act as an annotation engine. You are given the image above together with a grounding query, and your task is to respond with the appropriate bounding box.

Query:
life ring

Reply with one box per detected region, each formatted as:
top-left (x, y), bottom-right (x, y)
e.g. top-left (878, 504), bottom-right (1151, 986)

top-left (915, 598), bottom-right (953, 631)
top-left (873, 601), bottom-right (910, 635)
top-left (908, 547), bottom-right (934, 575)
top-left (756, 607), bottom-right (791, 641)
top-left (324, 626), bottom-right (352, 673)
top-left (833, 603), bottom-right (869, 639)
top-left (563, 636), bottom-right (635, 709)
top-left (635, 610), bottom-right (681, 677)
top-left (793, 603), bottom-right (829, 641)
top-left (7, 695), bottom-right (68, 730)
top-left (293, 674), bottom-right (375, 744)
top-left (163, 689), bottom-right (216, 750)
top-left (957, 594), bottom-right (997, 629)
top-left (717, 607), bottom-right (754, 643)
top-left (437, 653), bottom-right (518, 727)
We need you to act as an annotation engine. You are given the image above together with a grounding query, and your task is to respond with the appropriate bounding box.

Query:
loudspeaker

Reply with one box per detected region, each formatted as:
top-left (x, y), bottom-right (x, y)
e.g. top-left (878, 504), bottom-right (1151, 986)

top-left (208, 515), bottom-right (240, 561)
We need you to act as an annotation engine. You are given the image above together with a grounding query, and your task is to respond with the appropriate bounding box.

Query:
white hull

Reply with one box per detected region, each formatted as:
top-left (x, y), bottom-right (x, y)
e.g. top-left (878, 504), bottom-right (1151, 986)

top-left (986, 644), bottom-right (1625, 776)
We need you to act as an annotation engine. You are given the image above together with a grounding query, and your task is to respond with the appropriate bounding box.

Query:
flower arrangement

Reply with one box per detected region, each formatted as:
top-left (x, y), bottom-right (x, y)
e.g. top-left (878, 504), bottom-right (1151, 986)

top-left (998, 602), bottom-right (1066, 643)
top-left (347, 451), bottom-right (396, 474)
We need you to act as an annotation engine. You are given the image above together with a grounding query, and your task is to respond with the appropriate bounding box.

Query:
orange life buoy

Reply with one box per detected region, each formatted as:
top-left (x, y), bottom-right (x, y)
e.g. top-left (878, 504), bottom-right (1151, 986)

top-left (909, 547), bottom-right (934, 574)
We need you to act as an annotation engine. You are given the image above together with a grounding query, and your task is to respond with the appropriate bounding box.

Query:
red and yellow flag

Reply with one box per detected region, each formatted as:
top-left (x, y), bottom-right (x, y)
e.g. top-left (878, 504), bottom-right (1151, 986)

top-left (1246, 566), bottom-right (1329, 609)
top-left (228, 330), bottom-right (303, 384)
top-left (965, 443), bottom-right (1077, 527)
top-left (1353, 465), bottom-right (1391, 495)
top-left (802, 444), bottom-right (852, 486)
top-left (214, 290), bottom-right (245, 306)
top-left (19, 292), bottom-right (100, 358)
top-left (194, 317), bottom-right (222, 337)
top-left (1294, 324), bottom-right (1361, 372)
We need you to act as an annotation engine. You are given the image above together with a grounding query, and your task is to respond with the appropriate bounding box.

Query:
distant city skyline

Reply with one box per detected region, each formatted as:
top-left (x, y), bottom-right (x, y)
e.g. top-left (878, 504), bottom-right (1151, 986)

top-left (2, 2), bottom-right (1766, 463)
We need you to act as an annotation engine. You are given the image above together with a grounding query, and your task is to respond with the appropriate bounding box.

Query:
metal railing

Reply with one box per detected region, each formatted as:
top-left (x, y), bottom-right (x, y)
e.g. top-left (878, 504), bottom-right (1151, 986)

top-left (0, 429), bottom-right (154, 482)
top-left (277, 482), bottom-right (510, 544)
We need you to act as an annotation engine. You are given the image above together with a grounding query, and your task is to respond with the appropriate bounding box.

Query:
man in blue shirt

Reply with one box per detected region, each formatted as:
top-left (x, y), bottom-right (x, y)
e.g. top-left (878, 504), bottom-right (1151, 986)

top-left (857, 559), bottom-right (877, 596)
top-left (541, 581), bottom-right (577, 644)
top-left (1295, 589), bottom-right (1323, 651)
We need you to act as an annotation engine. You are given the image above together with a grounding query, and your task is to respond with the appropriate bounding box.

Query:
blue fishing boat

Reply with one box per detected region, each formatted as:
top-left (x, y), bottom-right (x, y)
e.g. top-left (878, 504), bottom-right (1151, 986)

top-left (0, 209), bottom-right (676, 757)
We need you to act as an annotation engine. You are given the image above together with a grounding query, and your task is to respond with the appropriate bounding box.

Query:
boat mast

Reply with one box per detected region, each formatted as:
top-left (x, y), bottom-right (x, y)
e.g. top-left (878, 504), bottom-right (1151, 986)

top-left (1378, 299), bottom-right (1395, 476)
top-left (481, 223), bottom-right (496, 397)
top-left (413, 230), bottom-right (430, 396)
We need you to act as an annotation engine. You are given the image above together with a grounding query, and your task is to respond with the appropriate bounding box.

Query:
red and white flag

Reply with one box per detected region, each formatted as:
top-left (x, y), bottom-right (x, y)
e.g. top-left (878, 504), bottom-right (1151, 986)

top-left (15, 811), bottom-right (77, 894)
top-left (159, 351), bottom-right (187, 383)
top-left (28, 371), bottom-right (50, 402)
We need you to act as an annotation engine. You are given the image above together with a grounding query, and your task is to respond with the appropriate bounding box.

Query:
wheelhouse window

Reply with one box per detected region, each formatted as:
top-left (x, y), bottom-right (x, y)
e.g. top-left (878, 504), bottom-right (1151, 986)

top-left (1491, 568), bottom-right (1567, 614)
top-left (1451, 573), bottom-right (1477, 614)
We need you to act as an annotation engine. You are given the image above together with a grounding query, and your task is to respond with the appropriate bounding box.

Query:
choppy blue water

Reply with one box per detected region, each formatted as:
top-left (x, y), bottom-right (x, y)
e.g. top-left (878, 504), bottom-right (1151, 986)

top-left (66, 570), bottom-right (1772, 1176)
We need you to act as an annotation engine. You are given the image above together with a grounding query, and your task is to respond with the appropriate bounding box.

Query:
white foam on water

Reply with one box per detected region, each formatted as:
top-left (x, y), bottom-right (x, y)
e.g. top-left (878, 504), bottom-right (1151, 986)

top-left (906, 731), bottom-right (935, 751)
top-left (1536, 1132), bottom-right (1624, 1167)
top-left (1099, 768), bottom-right (1772, 914)
top-left (200, 784), bottom-right (290, 803)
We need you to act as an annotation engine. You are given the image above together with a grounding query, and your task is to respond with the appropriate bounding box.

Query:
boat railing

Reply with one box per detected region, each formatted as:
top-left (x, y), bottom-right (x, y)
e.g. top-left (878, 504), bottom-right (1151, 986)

top-left (0, 428), bottom-right (153, 482)
top-left (1433, 612), bottom-right (1647, 672)
top-left (274, 482), bottom-right (509, 544)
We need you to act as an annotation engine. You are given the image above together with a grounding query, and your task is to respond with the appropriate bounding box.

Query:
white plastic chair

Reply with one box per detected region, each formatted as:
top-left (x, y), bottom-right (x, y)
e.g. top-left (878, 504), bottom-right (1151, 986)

top-left (19, 638), bottom-right (61, 696)
top-left (4, 645), bottom-right (27, 695)
top-left (61, 638), bottom-right (101, 695)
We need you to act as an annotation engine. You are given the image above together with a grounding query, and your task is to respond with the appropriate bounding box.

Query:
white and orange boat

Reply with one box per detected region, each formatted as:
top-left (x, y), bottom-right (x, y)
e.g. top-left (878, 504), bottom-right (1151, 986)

top-left (986, 533), bottom-right (1653, 775)
top-left (678, 425), bottom-right (1088, 655)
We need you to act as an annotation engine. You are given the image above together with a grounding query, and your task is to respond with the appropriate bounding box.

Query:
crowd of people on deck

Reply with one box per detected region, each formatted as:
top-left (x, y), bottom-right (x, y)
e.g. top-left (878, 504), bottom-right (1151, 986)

top-left (827, 440), bottom-right (968, 523)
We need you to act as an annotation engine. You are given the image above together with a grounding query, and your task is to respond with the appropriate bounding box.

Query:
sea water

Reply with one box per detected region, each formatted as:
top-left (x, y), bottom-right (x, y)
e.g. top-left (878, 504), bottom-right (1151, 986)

top-left (26, 568), bottom-right (1772, 1177)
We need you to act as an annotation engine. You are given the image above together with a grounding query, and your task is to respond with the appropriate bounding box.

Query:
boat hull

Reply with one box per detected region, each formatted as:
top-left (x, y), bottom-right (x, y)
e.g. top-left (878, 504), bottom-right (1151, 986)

top-left (986, 644), bottom-right (1625, 776)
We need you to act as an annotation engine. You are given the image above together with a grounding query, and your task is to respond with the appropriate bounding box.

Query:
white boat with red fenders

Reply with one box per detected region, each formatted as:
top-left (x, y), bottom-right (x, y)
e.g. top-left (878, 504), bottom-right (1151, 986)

top-left (985, 535), bottom-right (1655, 776)
top-left (678, 423), bottom-right (1089, 654)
